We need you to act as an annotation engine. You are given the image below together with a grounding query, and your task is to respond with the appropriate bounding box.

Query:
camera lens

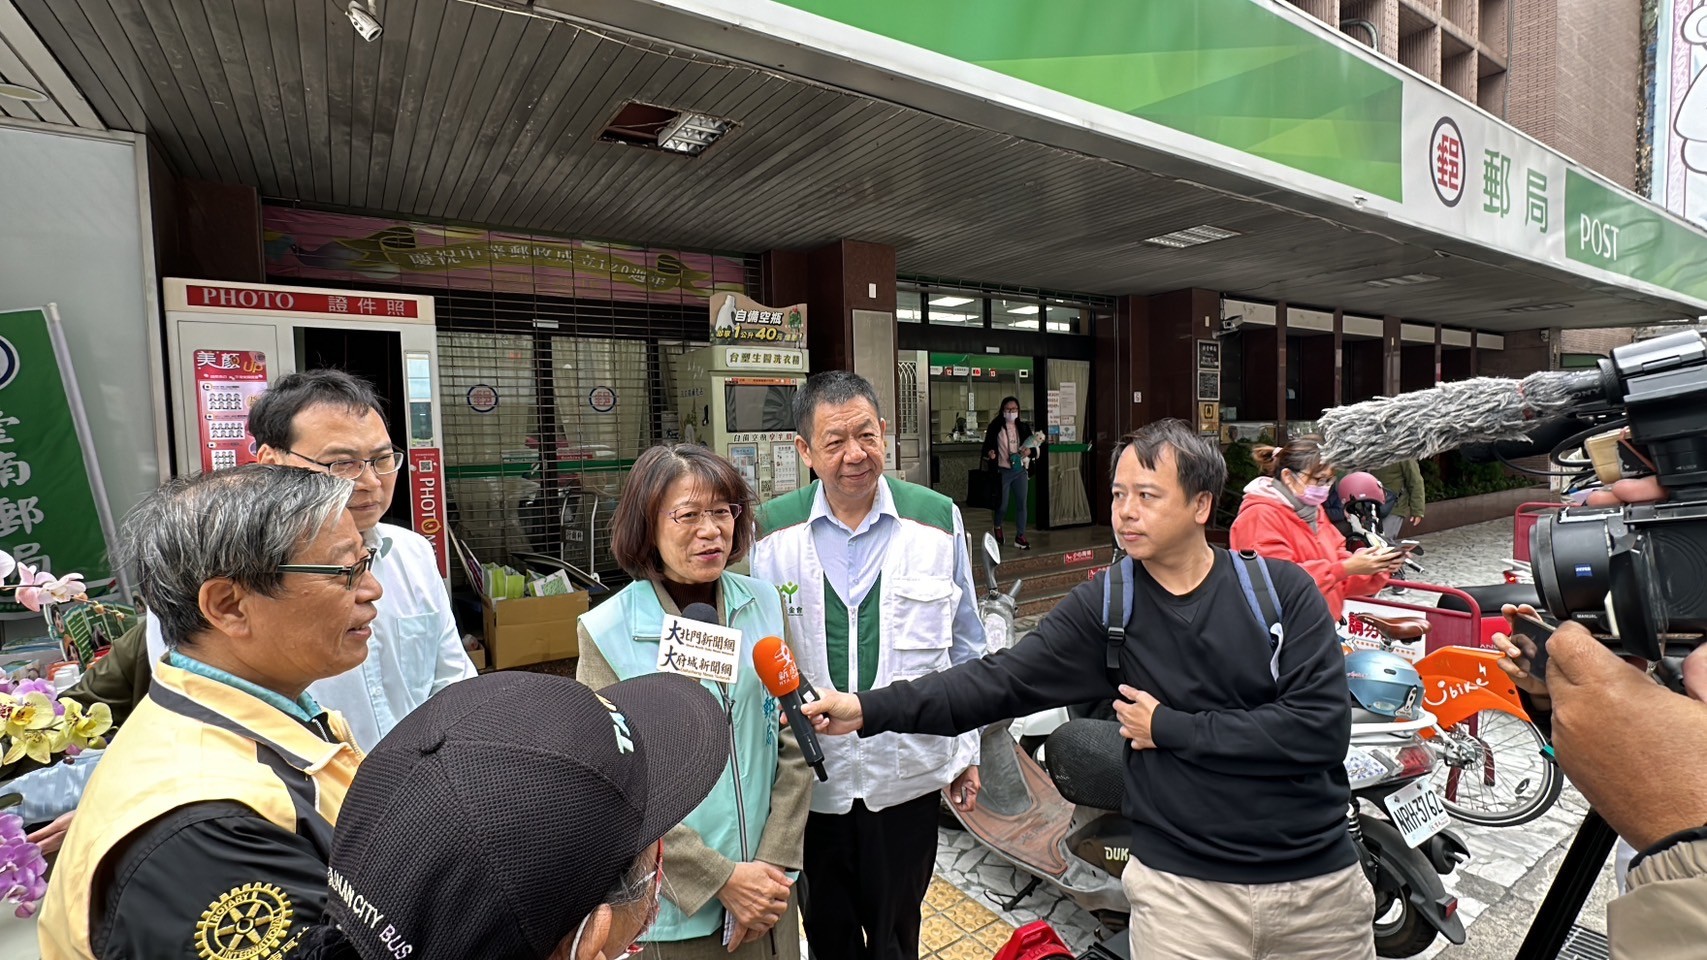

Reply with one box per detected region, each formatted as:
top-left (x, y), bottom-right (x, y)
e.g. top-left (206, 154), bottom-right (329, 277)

top-left (1532, 509), bottom-right (1614, 621)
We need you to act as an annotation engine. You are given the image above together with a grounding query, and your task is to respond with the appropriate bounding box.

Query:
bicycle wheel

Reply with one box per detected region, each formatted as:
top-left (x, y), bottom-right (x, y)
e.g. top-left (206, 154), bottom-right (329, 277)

top-left (1432, 708), bottom-right (1563, 827)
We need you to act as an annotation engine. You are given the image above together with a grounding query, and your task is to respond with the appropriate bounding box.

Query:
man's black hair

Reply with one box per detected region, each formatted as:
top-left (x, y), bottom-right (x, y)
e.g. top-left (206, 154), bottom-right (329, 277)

top-left (248, 369), bottom-right (383, 450)
top-left (793, 370), bottom-right (881, 443)
top-left (1111, 418), bottom-right (1228, 503)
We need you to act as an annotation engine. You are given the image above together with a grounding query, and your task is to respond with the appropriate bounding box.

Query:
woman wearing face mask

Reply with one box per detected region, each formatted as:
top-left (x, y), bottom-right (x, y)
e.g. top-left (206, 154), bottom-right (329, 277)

top-left (982, 396), bottom-right (1039, 549)
top-left (1228, 434), bottom-right (1404, 621)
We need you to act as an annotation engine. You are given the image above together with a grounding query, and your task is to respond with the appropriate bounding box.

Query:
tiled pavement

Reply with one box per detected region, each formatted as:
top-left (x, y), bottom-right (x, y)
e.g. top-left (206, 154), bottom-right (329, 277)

top-left (923, 517), bottom-right (1622, 960)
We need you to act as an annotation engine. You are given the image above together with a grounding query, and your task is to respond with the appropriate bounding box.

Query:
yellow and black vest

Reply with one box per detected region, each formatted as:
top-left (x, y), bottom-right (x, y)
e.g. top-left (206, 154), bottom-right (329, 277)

top-left (38, 659), bottom-right (362, 960)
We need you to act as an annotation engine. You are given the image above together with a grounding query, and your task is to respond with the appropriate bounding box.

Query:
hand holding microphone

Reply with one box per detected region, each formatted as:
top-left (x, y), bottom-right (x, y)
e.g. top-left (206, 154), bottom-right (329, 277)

top-left (753, 637), bottom-right (829, 782)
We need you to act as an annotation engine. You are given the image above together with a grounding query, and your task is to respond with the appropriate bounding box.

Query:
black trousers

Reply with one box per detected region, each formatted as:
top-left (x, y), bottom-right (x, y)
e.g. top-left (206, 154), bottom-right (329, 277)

top-left (801, 793), bottom-right (940, 960)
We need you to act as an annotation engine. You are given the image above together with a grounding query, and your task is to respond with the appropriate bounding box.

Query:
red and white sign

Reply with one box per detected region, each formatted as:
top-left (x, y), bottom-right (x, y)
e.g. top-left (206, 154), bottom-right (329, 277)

top-left (1343, 599), bottom-right (1428, 663)
top-left (194, 349), bottom-right (269, 472)
top-left (1428, 116), bottom-right (1466, 208)
top-left (408, 448), bottom-right (449, 578)
top-left (1064, 548), bottom-right (1094, 565)
top-left (185, 284), bottom-right (419, 318)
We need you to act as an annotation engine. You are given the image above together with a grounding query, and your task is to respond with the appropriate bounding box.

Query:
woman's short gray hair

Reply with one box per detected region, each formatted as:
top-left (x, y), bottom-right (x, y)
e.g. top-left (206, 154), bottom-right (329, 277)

top-left (118, 465), bottom-right (354, 648)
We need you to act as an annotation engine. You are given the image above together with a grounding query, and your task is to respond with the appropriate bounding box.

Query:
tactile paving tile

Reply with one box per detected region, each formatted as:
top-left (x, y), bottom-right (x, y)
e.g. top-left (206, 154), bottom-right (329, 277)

top-left (918, 874), bottom-right (1017, 960)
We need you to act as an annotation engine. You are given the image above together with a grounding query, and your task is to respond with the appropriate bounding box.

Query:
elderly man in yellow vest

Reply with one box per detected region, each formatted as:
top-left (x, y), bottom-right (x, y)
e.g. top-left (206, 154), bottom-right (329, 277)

top-left (39, 464), bottom-right (378, 960)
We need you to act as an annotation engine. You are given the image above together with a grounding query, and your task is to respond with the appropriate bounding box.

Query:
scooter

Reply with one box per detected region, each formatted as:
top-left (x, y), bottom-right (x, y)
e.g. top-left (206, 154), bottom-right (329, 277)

top-left (977, 531), bottom-right (1024, 655)
top-left (1340, 486), bottom-right (1426, 582)
top-left (953, 533), bottom-right (1125, 925)
top-left (1345, 707), bottom-right (1471, 957)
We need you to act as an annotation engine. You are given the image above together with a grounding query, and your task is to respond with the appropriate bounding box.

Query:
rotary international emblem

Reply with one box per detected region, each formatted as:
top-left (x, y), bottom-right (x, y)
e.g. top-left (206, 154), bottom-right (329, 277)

top-left (196, 882), bottom-right (295, 959)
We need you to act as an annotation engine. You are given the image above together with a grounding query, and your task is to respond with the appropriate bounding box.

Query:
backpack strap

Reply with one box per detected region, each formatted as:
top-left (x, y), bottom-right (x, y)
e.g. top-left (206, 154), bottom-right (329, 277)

top-left (1231, 550), bottom-right (1287, 681)
top-left (1101, 556), bottom-right (1133, 685)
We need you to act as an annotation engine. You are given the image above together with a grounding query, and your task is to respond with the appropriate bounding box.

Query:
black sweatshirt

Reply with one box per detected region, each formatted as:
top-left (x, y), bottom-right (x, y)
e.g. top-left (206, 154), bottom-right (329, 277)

top-left (858, 549), bottom-right (1357, 884)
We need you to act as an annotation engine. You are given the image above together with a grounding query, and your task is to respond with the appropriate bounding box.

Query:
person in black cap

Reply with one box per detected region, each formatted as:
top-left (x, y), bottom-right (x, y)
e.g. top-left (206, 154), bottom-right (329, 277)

top-left (297, 669), bottom-right (731, 960)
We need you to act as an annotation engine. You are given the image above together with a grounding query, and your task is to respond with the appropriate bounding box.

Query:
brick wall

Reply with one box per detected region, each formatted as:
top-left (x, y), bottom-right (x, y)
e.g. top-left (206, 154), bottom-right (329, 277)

top-left (1560, 327), bottom-right (1637, 355)
top-left (1478, 328), bottom-right (1558, 377)
top-left (1507, 0), bottom-right (1560, 143)
top-left (1551, 0), bottom-right (1642, 188)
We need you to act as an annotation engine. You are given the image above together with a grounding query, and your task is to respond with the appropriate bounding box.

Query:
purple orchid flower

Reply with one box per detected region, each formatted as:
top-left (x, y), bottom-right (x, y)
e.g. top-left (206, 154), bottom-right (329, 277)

top-left (0, 814), bottom-right (47, 918)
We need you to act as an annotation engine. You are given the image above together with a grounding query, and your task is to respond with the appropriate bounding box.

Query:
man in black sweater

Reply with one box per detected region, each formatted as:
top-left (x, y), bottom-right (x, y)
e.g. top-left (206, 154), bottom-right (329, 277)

top-left (804, 419), bottom-right (1373, 960)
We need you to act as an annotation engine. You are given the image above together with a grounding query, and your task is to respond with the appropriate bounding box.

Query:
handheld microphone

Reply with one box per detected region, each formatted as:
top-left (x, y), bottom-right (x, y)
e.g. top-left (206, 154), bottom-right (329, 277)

top-left (682, 602), bottom-right (720, 625)
top-left (752, 636), bottom-right (828, 782)
top-left (1317, 369), bottom-right (1605, 473)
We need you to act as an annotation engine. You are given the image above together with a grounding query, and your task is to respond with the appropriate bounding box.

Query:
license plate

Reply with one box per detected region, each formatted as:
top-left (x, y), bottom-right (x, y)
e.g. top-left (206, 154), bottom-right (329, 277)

top-left (1383, 775), bottom-right (1451, 848)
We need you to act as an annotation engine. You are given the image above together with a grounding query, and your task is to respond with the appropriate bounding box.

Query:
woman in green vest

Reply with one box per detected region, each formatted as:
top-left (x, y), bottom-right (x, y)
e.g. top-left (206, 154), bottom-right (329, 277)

top-left (577, 444), bottom-right (812, 960)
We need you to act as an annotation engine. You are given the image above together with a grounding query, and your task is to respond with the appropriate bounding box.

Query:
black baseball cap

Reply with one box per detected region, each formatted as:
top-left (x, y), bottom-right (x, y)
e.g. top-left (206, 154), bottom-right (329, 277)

top-left (323, 671), bottom-right (728, 960)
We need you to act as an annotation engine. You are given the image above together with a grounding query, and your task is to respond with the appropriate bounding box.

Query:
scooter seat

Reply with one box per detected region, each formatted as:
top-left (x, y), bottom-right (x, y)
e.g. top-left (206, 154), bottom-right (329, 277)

top-left (1436, 583), bottom-right (1541, 617)
top-left (1044, 719), bottom-right (1127, 812)
top-left (1353, 614), bottom-right (1430, 640)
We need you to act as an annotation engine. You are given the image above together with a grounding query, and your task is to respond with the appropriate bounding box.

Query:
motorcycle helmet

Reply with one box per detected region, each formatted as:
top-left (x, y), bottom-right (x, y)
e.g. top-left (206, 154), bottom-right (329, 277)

top-left (1344, 649), bottom-right (1424, 721)
top-left (1337, 471), bottom-right (1386, 504)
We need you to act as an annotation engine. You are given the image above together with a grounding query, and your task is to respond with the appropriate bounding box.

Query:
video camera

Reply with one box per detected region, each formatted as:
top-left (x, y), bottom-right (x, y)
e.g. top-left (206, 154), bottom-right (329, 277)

top-left (1528, 330), bottom-right (1707, 662)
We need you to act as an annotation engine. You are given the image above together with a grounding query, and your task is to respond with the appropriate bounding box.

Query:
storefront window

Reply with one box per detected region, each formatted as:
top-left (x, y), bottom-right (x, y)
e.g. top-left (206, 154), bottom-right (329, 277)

top-left (897, 288), bottom-right (923, 323)
top-left (927, 290), bottom-right (984, 326)
top-left (990, 298), bottom-right (1043, 330)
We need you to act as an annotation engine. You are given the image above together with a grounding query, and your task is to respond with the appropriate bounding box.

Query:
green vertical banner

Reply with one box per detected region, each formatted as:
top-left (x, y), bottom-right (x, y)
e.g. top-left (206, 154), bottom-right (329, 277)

top-left (0, 307), bottom-right (115, 613)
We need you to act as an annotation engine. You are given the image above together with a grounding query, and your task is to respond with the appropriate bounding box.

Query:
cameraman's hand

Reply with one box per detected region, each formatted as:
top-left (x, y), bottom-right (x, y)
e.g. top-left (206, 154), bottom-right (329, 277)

top-left (1584, 476), bottom-right (1668, 507)
top-left (1493, 603), bottom-right (1552, 706)
top-left (1345, 547), bottom-right (1403, 577)
top-left (1546, 624), bottom-right (1707, 850)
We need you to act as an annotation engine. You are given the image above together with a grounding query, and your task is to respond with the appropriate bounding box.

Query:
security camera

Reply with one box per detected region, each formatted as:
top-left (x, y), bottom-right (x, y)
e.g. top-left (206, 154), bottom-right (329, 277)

top-left (1217, 315), bottom-right (1244, 337)
top-left (346, 2), bottom-right (382, 42)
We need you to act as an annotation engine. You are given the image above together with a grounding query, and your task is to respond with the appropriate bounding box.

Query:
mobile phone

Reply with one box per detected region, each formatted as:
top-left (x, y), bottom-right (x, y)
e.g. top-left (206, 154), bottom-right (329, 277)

top-left (1398, 539), bottom-right (1422, 552)
top-left (1509, 611), bottom-right (1562, 681)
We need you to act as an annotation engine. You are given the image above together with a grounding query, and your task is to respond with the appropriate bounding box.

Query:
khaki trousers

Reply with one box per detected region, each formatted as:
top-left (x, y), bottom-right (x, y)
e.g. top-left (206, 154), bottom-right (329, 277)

top-left (1122, 858), bottom-right (1375, 960)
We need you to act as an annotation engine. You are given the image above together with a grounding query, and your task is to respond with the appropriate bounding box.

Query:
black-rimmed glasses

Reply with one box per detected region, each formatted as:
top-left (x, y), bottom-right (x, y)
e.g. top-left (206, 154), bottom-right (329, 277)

top-left (286, 448), bottom-right (406, 480)
top-left (276, 549), bottom-right (376, 590)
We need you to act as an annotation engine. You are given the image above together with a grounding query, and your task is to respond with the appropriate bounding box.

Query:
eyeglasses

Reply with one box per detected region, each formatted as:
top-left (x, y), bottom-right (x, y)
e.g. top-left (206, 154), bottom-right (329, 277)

top-left (666, 504), bottom-right (742, 527)
top-left (625, 839), bottom-right (666, 955)
top-left (286, 448), bottom-right (406, 480)
top-left (276, 549), bottom-right (376, 590)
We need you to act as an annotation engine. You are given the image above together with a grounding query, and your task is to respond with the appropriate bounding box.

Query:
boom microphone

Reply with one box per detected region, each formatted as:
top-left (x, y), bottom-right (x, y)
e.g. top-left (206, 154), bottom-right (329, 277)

top-left (1317, 369), bottom-right (1605, 473)
top-left (753, 636), bottom-right (828, 782)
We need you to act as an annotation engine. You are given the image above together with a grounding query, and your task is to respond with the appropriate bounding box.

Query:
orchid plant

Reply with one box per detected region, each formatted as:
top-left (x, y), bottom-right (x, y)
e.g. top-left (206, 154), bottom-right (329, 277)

top-left (0, 550), bottom-right (86, 613)
top-left (0, 548), bottom-right (117, 917)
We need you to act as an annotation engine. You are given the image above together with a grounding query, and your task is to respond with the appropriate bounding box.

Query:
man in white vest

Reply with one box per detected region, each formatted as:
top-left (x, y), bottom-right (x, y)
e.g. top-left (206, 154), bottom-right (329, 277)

top-left (751, 370), bottom-right (984, 960)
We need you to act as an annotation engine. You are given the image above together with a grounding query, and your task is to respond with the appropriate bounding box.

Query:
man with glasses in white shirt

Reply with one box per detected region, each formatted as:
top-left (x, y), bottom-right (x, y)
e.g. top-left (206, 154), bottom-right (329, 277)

top-left (153, 368), bottom-right (479, 749)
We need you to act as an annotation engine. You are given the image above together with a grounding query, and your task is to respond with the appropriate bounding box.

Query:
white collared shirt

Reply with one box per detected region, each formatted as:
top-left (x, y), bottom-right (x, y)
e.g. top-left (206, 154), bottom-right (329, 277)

top-left (807, 478), bottom-right (984, 668)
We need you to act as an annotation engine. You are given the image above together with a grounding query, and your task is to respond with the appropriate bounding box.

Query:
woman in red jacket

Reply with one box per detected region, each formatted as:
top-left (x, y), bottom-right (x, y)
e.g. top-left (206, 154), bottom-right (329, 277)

top-left (1228, 435), bottom-right (1405, 621)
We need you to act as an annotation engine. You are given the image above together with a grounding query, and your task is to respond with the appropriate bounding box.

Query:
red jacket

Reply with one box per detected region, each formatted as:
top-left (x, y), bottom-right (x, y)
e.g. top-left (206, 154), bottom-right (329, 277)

top-left (1227, 478), bottom-right (1388, 621)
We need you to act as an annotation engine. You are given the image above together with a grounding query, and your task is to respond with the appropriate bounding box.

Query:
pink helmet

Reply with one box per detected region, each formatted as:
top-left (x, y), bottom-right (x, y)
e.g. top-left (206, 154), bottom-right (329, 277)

top-left (1338, 472), bottom-right (1386, 504)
